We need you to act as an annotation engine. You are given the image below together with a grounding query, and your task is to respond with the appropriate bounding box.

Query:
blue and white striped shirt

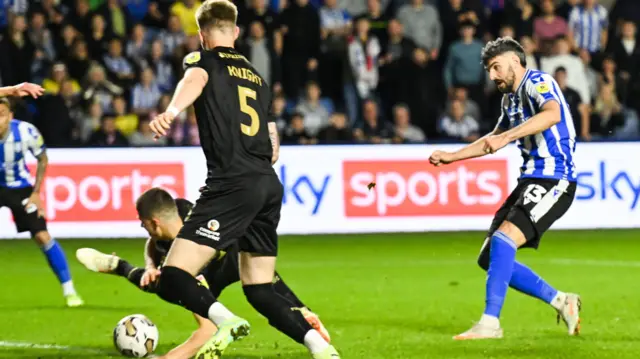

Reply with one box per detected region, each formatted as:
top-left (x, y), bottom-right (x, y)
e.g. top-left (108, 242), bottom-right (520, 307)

top-left (568, 5), bottom-right (608, 53)
top-left (0, 120), bottom-right (45, 188)
top-left (496, 69), bottom-right (577, 181)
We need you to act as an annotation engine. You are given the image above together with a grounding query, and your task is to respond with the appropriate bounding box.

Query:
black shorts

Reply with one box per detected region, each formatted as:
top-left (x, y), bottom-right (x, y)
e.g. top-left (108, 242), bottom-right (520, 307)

top-left (0, 186), bottom-right (47, 235)
top-left (178, 174), bottom-right (282, 256)
top-left (487, 177), bottom-right (576, 249)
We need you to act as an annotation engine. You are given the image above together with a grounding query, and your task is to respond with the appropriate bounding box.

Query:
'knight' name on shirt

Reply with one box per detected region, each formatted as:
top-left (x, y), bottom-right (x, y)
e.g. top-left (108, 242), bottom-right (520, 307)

top-left (227, 66), bottom-right (263, 86)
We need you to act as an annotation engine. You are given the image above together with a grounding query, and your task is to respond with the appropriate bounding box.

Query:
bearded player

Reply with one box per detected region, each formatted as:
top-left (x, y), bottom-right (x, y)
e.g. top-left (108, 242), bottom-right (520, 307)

top-left (429, 37), bottom-right (581, 339)
top-left (76, 188), bottom-right (330, 359)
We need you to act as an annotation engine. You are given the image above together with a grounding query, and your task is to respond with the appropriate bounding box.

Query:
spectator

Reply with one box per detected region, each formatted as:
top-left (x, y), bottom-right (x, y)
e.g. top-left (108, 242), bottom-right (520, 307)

top-left (568, 0), bottom-right (609, 54)
top-left (87, 115), bottom-right (130, 147)
top-left (243, 0), bottom-right (281, 40)
top-left (112, 95), bottom-right (139, 136)
top-left (557, 0), bottom-right (580, 21)
top-left (66, 40), bottom-right (92, 83)
top-left (378, 19), bottom-right (416, 122)
top-left (520, 36), bottom-right (539, 70)
top-left (87, 14), bottom-right (111, 59)
top-left (554, 66), bottom-right (590, 140)
top-left (444, 21), bottom-right (484, 103)
top-left (76, 101), bottom-right (103, 144)
top-left (103, 37), bottom-right (136, 86)
top-left (401, 47), bottom-right (441, 138)
top-left (591, 84), bottom-right (624, 137)
top-left (82, 63), bottom-right (124, 112)
top-left (126, 0), bottom-right (150, 23)
top-left (397, 0), bottom-right (442, 60)
top-left (100, 0), bottom-right (131, 38)
top-left (131, 67), bottom-right (162, 117)
top-left (510, 0), bottom-right (535, 39)
top-left (439, 0), bottom-right (481, 61)
top-left (445, 87), bottom-right (482, 127)
top-left (271, 94), bottom-right (289, 133)
top-left (578, 50), bottom-right (599, 103)
top-left (280, 0), bottom-right (321, 99)
top-left (33, 0), bottom-right (65, 28)
top-left (35, 80), bottom-right (78, 148)
top-left (541, 37), bottom-right (590, 105)
top-left (599, 56), bottom-right (628, 105)
top-left (42, 62), bottom-right (82, 95)
top-left (499, 24), bottom-right (516, 39)
top-left (392, 103), bottom-right (425, 143)
top-left (171, 0), bottom-right (202, 36)
top-left (282, 112), bottom-right (317, 145)
top-left (353, 99), bottom-right (393, 143)
top-left (143, 1), bottom-right (166, 30)
top-left (609, 20), bottom-right (639, 82)
top-left (348, 17), bottom-right (380, 102)
top-left (130, 118), bottom-right (167, 146)
top-left (239, 21), bottom-right (281, 88)
top-left (439, 99), bottom-right (480, 142)
top-left (169, 106), bottom-right (199, 146)
top-left (70, 0), bottom-right (92, 35)
top-left (319, 0), bottom-right (351, 103)
top-left (158, 14), bottom-right (187, 59)
top-left (126, 24), bottom-right (150, 67)
top-left (29, 12), bottom-right (56, 61)
top-left (295, 81), bottom-right (331, 137)
top-left (534, 0), bottom-right (568, 54)
top-left (317, 112), bottom-right (353, 143)
top-left (0, 15), bottom-right (34, 86)
top-left (148, 39), bottom-right (175, 93)
top-left (364, 0), bottom-right (389, 46)
top-left (55, 23), bottom-right (80, 63)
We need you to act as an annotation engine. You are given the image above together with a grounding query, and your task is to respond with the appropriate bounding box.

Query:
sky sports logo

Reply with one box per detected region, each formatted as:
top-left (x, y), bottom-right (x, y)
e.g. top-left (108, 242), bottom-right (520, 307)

top-left (27, 163), bottom-right (185, 221)
top-left (342, 160), bottom-right (509, 217)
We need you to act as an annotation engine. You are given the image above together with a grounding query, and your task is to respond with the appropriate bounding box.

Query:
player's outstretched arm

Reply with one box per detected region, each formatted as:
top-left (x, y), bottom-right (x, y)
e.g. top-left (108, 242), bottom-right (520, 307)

top-left (154, 314), bottom-right (217, 359)
top-left (429, 127), bottom-right (505, 166)
top-left (0, 83), bottom-right (45, 98)
top-left (150, 68), bottom-right (208, 138)
top-left (268, 122), bottom-right (280, 164)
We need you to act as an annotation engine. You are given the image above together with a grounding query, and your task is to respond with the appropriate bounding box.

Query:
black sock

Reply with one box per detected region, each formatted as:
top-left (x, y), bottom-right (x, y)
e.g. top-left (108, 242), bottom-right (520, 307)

top-left (243, 283), bottom-right (313, 344)
top-left (273, 272), bottom-right (307, 309)
top-left (156, 266), bottom-right (217, 318)
top-left (114, 260), bottom-right (146, 289)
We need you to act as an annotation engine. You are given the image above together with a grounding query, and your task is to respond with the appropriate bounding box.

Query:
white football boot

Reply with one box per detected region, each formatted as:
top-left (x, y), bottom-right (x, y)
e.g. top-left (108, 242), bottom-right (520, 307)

top-left (76, 248), bottom-right (119, 273)
top-left (557, 293), bottom-right (582, 335)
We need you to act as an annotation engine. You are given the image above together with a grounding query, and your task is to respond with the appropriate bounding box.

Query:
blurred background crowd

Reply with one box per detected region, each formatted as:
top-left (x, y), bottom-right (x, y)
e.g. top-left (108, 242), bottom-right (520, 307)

top-left (1, 0), bottom-right (639, 147)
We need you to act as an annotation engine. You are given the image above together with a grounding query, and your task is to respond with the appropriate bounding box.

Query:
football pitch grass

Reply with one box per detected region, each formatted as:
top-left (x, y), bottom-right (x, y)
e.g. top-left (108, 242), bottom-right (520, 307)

top-left (1, 230), bottom-right (639, 359)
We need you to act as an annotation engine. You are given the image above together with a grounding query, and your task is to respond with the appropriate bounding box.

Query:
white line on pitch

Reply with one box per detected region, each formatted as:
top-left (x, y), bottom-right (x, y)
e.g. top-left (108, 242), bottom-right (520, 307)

top-left (0, 341), bottom-right (109, 354)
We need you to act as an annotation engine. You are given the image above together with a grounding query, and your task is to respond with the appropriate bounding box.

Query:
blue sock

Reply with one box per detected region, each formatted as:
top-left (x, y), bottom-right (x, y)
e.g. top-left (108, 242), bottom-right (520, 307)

top-left (484, 231), bottom-right (517, 318)
top-left (509, 261), bottom-right (558, 304)
top-left (42, 239), bottom-right (72, 285)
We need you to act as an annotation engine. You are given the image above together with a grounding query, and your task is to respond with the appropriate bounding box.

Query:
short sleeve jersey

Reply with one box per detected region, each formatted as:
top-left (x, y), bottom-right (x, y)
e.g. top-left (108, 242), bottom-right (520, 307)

top-left (182, 48), bottom-right (275, 181)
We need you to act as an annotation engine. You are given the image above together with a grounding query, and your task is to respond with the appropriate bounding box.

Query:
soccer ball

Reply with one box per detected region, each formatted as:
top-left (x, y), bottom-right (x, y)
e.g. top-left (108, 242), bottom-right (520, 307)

top-left (113, 314), bottom-right (159, 358)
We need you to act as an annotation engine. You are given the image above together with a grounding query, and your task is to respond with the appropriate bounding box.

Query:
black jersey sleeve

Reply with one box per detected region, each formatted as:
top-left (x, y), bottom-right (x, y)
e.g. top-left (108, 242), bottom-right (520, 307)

top-left (182, 50), bottom-right (216, 71)
top-left (175, 198), bottom-right (194, 221)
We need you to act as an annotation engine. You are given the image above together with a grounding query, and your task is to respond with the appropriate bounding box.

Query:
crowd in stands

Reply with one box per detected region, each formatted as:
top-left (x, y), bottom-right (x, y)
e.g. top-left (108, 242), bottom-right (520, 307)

top-left (1, 0), bottom-right (639, 147)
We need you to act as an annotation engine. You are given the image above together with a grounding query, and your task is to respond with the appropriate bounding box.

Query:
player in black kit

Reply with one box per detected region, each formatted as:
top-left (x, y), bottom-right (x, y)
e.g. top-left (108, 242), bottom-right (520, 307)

top-left (148, 1), bottom-right (340, 358)
top-left (75, 188), bottom-right (330, 359)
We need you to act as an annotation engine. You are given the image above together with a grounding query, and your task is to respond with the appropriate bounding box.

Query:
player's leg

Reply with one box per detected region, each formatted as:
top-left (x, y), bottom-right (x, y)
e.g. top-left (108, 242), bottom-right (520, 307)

top-left (478, 240), bottom-right (565, 308)
top-left (457, 179), bottom-right (579, 339)
top-left (204, 246), bottom-right (331, 343)
top-left (238, 253), bottom-right (338, 359)
top-left (75, 248), bottom-right (148, 290)
top-left (8, 187), bottom-right (82, 307)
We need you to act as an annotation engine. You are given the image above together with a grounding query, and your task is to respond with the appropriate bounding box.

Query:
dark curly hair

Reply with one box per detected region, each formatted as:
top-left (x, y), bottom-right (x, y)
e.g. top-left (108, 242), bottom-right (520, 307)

top-left (481, 37), bottom-right (527, 67)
